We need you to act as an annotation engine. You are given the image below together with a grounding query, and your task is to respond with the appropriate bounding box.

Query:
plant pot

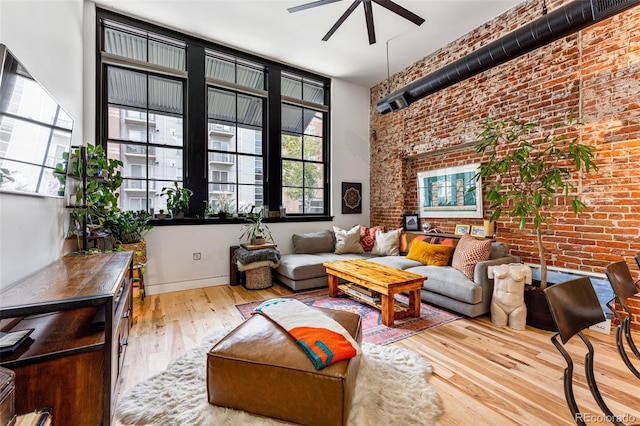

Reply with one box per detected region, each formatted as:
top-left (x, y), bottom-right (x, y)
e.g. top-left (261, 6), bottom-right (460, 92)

top-left (251, 237), bottom-right (266, 246)
top-left (117, 240), bottom-right (147, 266)
top-left (173, 211), bottom-right (185, 219)
top-left (524, 284), bottom-right (557, 332)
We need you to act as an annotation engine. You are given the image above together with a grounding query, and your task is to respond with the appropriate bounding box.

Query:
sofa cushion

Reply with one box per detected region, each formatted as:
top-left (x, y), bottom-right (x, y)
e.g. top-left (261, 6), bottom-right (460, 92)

top-left (360, 225), bottom-right (385, 252)
top-left (292, 230), bottom-right (335, 254)
top-left (365, 256), bottom-right (422, 270)
top-left (276, 253), bottom-right (374, 281)
top-left (489, 242), bottom-right (508, 259)
top-left (334, 225), bottom-right (365, 254)
top-left (407, 265), bottom-right (482, 304)
top-left (371, 228), bottom-right (402, 256)
top-left (406, 240), bottom-right (454, 266)
top-left (451, 234), bottom-right (492, 280)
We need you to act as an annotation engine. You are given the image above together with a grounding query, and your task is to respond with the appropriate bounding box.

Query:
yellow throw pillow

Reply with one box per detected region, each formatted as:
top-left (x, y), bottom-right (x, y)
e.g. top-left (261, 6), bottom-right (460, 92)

top-left (406, 240), bottom-right (455, 266)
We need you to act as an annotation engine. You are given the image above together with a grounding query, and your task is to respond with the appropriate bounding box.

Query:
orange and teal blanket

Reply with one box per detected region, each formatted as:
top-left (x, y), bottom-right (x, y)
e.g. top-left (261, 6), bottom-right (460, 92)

top-left (254, 298), bottom-right (361, 369)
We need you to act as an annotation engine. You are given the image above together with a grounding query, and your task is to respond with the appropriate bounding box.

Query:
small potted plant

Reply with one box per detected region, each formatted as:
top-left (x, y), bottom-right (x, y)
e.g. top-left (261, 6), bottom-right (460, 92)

top-left (203, 200), bottom-right (216, 218)
top-left (239, 207), bottom-right (273, 245)
top-left (214, 193), bottom-right (233, 219)
top-left (160, 182), bottom-right (193, 218)
top-left (105, 210), bottom-right (152, 245)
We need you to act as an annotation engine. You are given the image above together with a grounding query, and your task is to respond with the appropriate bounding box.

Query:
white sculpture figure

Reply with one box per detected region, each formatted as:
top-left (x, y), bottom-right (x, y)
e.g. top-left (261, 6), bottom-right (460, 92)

top-left (488, 263), bottom-right (532, 330)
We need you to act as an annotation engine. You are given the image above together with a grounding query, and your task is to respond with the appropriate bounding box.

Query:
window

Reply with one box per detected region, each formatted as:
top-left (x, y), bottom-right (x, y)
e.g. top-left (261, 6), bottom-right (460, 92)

top-left (0, 45), bottom-right (73, 197)
top-left (207, 83), bottom-right (264, 213)
top-left (281, 72), bottom-right (327, 215)
top-left (97, 9), bottom-right (330, 219)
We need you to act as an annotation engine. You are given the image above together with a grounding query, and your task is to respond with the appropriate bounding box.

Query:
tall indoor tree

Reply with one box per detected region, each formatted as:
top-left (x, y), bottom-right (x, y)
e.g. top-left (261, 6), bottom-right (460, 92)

top-left (472, 111), bottom-right (598, 289)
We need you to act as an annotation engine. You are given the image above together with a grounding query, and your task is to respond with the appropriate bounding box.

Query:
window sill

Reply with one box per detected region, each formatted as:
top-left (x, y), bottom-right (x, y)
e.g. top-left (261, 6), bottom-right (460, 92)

top-left (149, 215), bottom-right (334, 226)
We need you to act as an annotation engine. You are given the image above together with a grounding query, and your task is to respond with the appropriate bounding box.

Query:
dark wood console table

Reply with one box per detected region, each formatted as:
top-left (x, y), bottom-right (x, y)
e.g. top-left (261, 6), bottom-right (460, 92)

top-left (0, 251), bottom-right (133, 425)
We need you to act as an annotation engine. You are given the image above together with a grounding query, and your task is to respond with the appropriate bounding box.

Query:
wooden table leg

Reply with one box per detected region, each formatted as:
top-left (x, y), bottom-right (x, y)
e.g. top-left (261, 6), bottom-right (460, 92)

top-left (328, 274), bottom-right (339, 297)
top-left (409, 288), bottom-right (420, 318)
top-left (381, 294), bottom-right (394, 327)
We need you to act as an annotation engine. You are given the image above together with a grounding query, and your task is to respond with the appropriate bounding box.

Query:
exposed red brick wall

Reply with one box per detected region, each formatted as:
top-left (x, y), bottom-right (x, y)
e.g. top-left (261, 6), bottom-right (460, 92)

top-left (613, 294), bottom-right (640, 332)
top-left (370, 0), bottom-right (640, 269)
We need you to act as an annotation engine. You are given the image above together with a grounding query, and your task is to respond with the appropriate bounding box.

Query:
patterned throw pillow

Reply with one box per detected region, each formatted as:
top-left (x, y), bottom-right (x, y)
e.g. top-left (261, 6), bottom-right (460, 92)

top-left (451, 234), bottom-right (492, 280)
top-left (360, 225), bottom-right (385, 252)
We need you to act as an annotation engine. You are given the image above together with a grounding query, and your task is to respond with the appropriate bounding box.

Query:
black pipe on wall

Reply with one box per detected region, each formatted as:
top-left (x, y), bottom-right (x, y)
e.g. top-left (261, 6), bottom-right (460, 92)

top-left (377, 0), bottom-right (640, 114)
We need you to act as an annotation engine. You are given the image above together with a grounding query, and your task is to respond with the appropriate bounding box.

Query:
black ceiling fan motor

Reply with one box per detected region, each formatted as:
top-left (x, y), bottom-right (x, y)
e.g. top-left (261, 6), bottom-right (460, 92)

top-left (288, 0), bottom-right (425, 45)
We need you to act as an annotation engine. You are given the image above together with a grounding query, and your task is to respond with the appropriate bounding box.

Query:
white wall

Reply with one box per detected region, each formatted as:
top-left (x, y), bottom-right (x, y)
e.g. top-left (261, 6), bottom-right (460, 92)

top-left (142, 79), bottom-right (370, 295)
top-left (0, 1), bottom-right (370, 294)
top-left (80, 2), bottom-right (371, 295)
top-left (0, 0), bottom-right (84, 290)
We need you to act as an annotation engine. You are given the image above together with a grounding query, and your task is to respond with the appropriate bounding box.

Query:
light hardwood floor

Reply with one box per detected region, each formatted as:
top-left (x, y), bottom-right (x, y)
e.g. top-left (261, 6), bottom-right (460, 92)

top-left (115, 284), bottom-right (640, 425)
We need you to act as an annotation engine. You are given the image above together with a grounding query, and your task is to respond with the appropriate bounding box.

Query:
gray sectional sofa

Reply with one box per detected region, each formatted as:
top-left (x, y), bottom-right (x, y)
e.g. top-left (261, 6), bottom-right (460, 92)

top-left (273, 230), bottom-right (519, 317)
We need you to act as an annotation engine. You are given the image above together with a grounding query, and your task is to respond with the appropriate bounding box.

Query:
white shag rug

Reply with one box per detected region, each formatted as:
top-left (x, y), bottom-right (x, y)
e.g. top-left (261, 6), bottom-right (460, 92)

top-left (116, 329), bottom-right (442, 425)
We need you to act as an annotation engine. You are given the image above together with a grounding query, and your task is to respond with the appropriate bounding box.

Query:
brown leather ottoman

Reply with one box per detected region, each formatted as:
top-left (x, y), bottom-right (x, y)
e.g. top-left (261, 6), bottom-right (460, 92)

top-left (207, 307), bottom-right (362, 426)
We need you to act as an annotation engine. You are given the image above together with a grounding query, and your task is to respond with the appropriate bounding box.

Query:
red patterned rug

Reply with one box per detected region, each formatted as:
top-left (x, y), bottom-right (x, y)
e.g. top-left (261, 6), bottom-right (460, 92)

top-left (235, 289), bottom-right (462, 345)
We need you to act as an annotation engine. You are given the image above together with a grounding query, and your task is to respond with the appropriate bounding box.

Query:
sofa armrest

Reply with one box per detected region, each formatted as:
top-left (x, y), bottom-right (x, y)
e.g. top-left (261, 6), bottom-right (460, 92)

top-left (474, 255), bottom-right (521, 314)
top-left (473, 255), bottom-right (521, 284)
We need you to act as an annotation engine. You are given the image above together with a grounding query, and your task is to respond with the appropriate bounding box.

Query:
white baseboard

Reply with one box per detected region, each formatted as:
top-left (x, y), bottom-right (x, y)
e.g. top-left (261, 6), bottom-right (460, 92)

top-left (145, 276), bottom-right (228, 295)
top-left (589, 319), bottom-right (611, 335)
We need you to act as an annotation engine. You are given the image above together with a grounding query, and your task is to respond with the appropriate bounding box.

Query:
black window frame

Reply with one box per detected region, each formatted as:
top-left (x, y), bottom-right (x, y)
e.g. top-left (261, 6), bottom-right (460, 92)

top-left (95, 8), bottom-right (331, 222)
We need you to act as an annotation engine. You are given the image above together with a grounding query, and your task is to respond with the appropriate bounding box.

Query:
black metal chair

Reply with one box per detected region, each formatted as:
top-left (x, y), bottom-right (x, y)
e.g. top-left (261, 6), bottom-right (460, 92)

top-left (605, 261), bottom-right (640, 379)
top-left (545, 277), bottom-right (624, 426)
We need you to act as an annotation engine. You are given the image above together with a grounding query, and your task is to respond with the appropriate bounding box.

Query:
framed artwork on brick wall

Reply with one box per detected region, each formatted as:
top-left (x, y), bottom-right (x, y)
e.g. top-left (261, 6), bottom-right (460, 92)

top-left (342, 182), bottom-right (362, 214)
top-left (417, 164), bottom-right (483, 218)
top-left (403, 214), bottom-right (419, 231)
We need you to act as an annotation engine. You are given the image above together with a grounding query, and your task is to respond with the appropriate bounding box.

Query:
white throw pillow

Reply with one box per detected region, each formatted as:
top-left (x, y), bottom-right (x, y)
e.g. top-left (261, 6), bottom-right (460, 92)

top-left (333, 225), bottom-right (365, 254)
top-left (371, 228), bottom-right (402, 256)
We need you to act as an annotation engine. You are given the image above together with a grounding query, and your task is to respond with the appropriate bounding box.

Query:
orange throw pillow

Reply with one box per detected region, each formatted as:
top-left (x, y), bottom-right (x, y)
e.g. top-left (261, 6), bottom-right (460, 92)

top-left (406, 239), bottom-right (455, 266)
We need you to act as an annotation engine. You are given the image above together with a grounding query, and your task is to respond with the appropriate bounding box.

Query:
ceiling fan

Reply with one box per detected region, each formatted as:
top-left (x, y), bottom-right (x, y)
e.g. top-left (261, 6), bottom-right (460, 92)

top-left (288, 0), bottom-right (425, 45)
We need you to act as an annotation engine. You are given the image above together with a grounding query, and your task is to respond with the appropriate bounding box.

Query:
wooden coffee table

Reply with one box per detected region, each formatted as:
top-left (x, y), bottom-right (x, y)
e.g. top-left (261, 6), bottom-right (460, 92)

top-left (323, 258), bottom-right (426, 326)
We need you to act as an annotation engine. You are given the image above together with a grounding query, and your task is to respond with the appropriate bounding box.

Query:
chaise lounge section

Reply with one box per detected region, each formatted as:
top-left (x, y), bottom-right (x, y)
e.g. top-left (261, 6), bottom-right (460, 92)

top-left (274, 229), bottom-right (519, 317)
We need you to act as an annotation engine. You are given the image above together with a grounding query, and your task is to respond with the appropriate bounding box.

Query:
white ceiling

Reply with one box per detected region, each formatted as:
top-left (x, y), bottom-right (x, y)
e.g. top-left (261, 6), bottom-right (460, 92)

top-left (93, 0), bottom-right (523, 88)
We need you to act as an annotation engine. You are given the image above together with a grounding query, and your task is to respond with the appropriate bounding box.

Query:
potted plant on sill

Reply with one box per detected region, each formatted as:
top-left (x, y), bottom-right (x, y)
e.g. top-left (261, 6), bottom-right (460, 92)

top-left (471, 111), bottom-right (598, 330)
top-left (160, 182), bottom-right (193, 218)
top-left (239, 208), bottom-right (273, 246)
top-left (105, 210), bottom-right (152, 246)
top-left (214, 193), bottom-right (233, 219)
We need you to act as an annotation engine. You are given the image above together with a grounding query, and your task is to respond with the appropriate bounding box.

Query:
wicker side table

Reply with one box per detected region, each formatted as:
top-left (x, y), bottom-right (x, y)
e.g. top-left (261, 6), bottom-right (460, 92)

top-left (244, 266), bottom-right (273, 289)
top-left (235, 245), bottom-right (279, 290)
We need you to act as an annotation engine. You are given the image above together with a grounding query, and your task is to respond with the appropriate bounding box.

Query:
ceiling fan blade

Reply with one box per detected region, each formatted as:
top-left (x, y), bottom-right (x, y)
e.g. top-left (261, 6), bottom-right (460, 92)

top-left (322, 0), bottom-right (361, 41)
top-left (371, 0), bottom-right (425, 26)
top-left (288, 0), bottom-right (343, 13)
top-left (363, 0), bottom-right (376, 44)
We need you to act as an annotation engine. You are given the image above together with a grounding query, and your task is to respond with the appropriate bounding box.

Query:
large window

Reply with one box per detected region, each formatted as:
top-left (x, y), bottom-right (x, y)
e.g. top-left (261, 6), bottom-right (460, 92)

top-left (206, 51), bottom-right (266, 213)
top-left (97, 9), bottom-right (330, 219)
top-left (281, 72), bottom-right (327, 214)
top-left (101, 19), bottom-right (186, 213)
